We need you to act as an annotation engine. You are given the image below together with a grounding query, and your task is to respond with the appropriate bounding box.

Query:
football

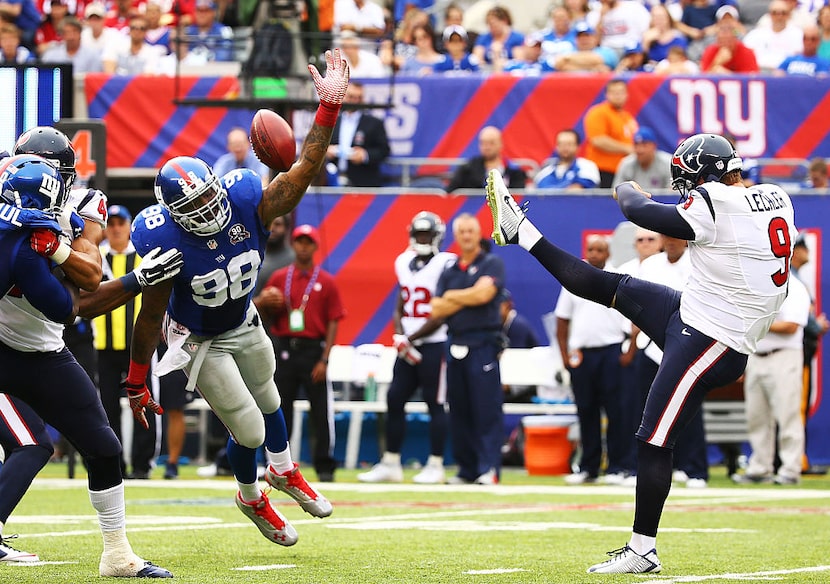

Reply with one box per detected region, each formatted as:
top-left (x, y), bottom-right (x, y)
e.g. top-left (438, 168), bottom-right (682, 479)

top-left (250, 109), bottom-right (296, 172)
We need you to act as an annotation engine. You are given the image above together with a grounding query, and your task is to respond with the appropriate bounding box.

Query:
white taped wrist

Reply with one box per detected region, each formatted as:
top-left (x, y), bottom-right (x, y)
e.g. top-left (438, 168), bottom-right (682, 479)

top-left (50, 241), bottom-right (72, 265)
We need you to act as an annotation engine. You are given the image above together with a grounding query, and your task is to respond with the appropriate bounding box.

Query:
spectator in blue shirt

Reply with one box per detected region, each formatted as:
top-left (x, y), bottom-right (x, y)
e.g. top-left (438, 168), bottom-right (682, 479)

top-left (0, 0), bottom-right (40, 49)
top-left (472, 6), bottom-right (524, 67)
top-left (539, 5), bottom-right (576, 61)
top-left (213, 127), bottom-right (271, 186)
top-left (185, 0), bottom-right (233, 62)
top-left (776, 25), bottom-right (830, 77)
top-left (534, 129), bottom-right (600, 190)
top-left (501, 33), bottom-right (556, 76)
top-left (434, 25), bottom-right (479, 73)
top-left (0, 22), bottom-right (35, 62)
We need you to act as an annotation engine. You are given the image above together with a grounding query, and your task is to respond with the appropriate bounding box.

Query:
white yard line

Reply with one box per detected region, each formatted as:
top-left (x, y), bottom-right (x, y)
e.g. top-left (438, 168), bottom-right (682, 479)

top-left (640, 565), bottom-right (830, 583)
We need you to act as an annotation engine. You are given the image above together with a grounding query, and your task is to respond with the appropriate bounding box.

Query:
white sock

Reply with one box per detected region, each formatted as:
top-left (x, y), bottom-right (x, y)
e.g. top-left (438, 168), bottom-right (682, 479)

top-left (238, 482), bottom-right (262, 504)
top-left (628, 532), bottom-right (657, 555)
top-left (381, 451), bottom-right (401, 465)
top-left (89, 483), bottom-right (127, 532)
top-left (426, 455), bottom-right (443, 467)
top-left (265, 447), bottom-right (294, 474)
top-left (518, 220), bottom-right (543, 251)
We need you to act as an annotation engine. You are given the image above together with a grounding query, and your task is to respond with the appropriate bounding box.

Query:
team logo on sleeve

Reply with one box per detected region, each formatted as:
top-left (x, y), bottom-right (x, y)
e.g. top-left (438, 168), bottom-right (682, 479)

top-left (682, 195), bottom-right (694, 209)
top-left (227, 223), bottom-right (250, 244)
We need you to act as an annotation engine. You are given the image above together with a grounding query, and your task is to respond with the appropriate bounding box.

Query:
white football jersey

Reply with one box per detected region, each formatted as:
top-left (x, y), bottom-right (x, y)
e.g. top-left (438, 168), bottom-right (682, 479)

top-left (676, 181), bottom-right (797, 354)
top-left (394, 250), bottom-right (455, 343)
top-left (0, 188), bottom-right (107, 352)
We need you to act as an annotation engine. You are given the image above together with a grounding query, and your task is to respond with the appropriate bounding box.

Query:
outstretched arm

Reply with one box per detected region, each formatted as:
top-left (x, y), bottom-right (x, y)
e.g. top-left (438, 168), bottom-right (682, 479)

top-left (614, 181), bottom-right (695, 240)
top-left (259, 49), bottom-right (350, 227)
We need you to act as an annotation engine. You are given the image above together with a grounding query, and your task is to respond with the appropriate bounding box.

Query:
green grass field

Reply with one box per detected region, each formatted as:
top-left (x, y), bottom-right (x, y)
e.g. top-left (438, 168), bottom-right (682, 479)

top-left (5, 462), bottom-right (830, 583)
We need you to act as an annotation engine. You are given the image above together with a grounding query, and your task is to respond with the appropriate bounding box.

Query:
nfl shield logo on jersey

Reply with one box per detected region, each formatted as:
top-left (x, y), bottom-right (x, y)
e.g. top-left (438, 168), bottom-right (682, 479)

top-left (207, 239), bottom-right (218, 250)
top-left (228, 223), bottom-right (250, 244)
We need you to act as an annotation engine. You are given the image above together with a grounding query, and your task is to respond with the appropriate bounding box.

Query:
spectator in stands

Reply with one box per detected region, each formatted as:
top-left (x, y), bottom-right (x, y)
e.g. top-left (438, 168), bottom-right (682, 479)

top-left (41, 15), bottom-right (103, 72)
top-left (756, 0), bottom-right (815, 31)
top-left (498, 33), bottom-right (556, 76)
top-left (0, 0), bottom-right (40, 50)
top-left (615, 41), bottom-right (651, 72)
top-left (472, 6), bottom-right (524, 68)
top-left (446, 126), bottom-right (526, 192)
top-left (420, 213), bottom-right (505, 485)
top-left (144, 1), bottom-right (171, 54)
top-left (743, 0), bottom-right (804, 73)
top-left (81, 2), bottom-right (123, 54)
top-left (396, 22), bottom-right (442, 75)
top-left (105, 0), bottom-right (138, 32)
top-left (734, 272), bottom-right (811, 485)
top-left (612, 127), bottom-right (672, 191)
top-left (556, 235), bottom-right (628, 485)
top-left (213, 127), bottom-right (271, 186)
top-left (0, 22), bottom-right (34, 62)
top-left (775, 24), bottom-right (830, 76)
top-left (185, 0), bottom-right (233, 62)
top-left (103, 15), bottom-right (165, 75)
top-left (339, 30), bottom-right (388, 77)
top-left (642, 3), bottom-right (687, 66)
top-left (333, 0), bottom-right (385, 39)
top-left (433, 25), bottom-right (479, 74)
top-left (597, 0), bottom-right (651, 58)
top-left (804, 157), bottom-right (829, 189)
top-left (583, 78), bottom-right (637, 189)
top-left (563, 0), bottom-right (600, 30)
top-left (537, 5), bottom-right (576, 62)
top-left (379, 9), bottom-right (429, 73)
top-left (533, 129), bottom-right (600, 190)
top-left (260, 225), bottom-right (346, 482)
top-left (554, 22), bottom-right (618, 73)
top-left (818, 5), bottom-right (830, 61)
top-left (700, 18), bottom-right (759, 74)
top-left (676, 0), bottom-right (721, 62)
top-left (35, 0), bottom-right (69, 56)
top-left (653, 44), bottom-right (700, 75)
top-left (327, 81), bottom-right (391, 187)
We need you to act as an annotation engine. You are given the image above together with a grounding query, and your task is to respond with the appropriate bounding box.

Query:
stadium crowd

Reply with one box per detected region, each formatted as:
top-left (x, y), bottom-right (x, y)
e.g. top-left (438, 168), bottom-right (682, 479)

top-left (1, 0), bottom-right (830, 79)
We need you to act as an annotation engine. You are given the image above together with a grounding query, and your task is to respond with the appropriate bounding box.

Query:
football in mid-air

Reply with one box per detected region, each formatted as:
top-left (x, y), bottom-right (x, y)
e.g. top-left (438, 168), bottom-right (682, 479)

top-left (250, 109), bottom-right (296, 172)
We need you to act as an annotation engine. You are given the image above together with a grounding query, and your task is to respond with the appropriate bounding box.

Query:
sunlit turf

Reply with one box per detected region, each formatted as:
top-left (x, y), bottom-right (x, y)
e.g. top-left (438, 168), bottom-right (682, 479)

top-left (5, 461), bottom-right (830, 583)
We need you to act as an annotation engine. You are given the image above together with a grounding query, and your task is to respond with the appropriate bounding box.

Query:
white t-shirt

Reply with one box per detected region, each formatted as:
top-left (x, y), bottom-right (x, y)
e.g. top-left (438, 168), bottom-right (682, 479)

top-left (394, 250), bottom-right (455, 343)
top-left (0, 188), bottom-right (107, 352)
top-left (333, 0), bottom-right (385, 35)
top-left (675, 181), bottom-right (797, 354)
top-left (554, 263), bottom-right (626, 350)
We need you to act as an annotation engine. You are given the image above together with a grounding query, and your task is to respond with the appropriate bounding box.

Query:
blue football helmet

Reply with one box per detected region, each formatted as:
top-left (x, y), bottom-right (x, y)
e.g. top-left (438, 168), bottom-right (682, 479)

top-left (671, 134), bottom-right (742, 198)
top-left (0, 154), bottom-right (65, 212)
top-left (409, 211), bottom-right (445, 256)
top-left (13, 126), bottom-right (76, 197)
top-left (154, 156), bottom-right (231, 236)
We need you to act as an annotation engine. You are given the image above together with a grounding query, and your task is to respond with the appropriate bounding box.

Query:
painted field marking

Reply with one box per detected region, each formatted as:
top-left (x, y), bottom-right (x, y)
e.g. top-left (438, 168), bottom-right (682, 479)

top-left (464, 568), bottom-right (528, 575)
top-left (232, 564), bottom-right (298, 571)
top-left (640, 564), bottom-right (830, 583)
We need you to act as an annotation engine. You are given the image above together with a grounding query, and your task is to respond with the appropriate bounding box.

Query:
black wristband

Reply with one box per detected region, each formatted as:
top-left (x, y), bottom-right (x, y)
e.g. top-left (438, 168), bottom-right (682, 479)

top-left (120, 272), bottom-right (141, 293)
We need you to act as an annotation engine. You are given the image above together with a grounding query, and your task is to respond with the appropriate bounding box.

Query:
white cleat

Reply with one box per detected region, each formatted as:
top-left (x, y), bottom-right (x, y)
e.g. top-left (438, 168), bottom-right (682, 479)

top-left (265, 463), bottom-right (333, 518)
top-left (587, 545), bottom-right (662, 574)
top-left (412, 463), bottom-right (446, 484)
top-left (485, 169), bottom-right (526, 246)
top-left (235, 490), bottom-right (298, 546)
top-left (357, 461), bottom-right (404, 483)
top-left (0, 534), bottom-right (39, 563)
top-left (99, 552), bottom-right (173, 577)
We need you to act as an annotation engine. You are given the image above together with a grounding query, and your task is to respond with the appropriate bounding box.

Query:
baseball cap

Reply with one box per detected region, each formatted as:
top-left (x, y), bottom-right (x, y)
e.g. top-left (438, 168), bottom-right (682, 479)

top-left (634, 127), bottom-right (656, 144)
top-left (107, 204), bottom-right (132, 222)
top-left (623, 41), bottom-right (643, 56)
top-left (716, 5), bottom-right (739, 21)
top-left (442, 24), bottom-right (468, 44)
top-left (84, 2), bottom-right (106, 17)
top-left (292, 224), bottom-right (320, 244)
top-left (574, 21), bottom-right (594, 35)
top-left (524, 33), bottom-right (544, 47)
top-left (195, 0), bottom-right (217, 9)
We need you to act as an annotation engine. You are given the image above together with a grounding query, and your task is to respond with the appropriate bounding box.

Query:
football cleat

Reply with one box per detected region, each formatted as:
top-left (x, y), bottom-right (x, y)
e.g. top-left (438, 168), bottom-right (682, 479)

top-left (0, 534), bottom-right (39, 562)
top-left (474, 469), bottom-right (498, 485)
top-left (412, 463), bottom-right (445, 485)
top-left (265, 463), bottom-right (333, 518)
top-left (358, 461), bottom-right (404, 483)
top-left (235, 490), bottom-right (298, 546)
top-left (99, 553), bottom-right (173, 577)
top-left (485, 169), bottom-right (527, 246)
top-left (565, 471), bottom-right (598, 485)
top-left (587, 545), bottom-right (662, 574)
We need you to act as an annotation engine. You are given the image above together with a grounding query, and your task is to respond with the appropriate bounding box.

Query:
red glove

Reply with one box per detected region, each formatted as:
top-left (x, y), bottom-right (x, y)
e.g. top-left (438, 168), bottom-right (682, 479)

top-left (31, 229), bottom-right (71, 264)
top-left (123, 361), bottom-right (163, 429)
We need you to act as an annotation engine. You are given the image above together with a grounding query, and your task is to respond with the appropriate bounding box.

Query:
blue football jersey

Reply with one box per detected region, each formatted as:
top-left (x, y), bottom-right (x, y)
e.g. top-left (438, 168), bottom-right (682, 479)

top-left (131, 169), bottom-right (269, 336)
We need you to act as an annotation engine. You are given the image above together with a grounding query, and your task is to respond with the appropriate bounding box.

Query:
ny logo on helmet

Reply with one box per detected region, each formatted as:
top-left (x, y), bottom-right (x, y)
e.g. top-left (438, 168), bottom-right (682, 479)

top-left (39, 173), bottom-right (62, 200)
